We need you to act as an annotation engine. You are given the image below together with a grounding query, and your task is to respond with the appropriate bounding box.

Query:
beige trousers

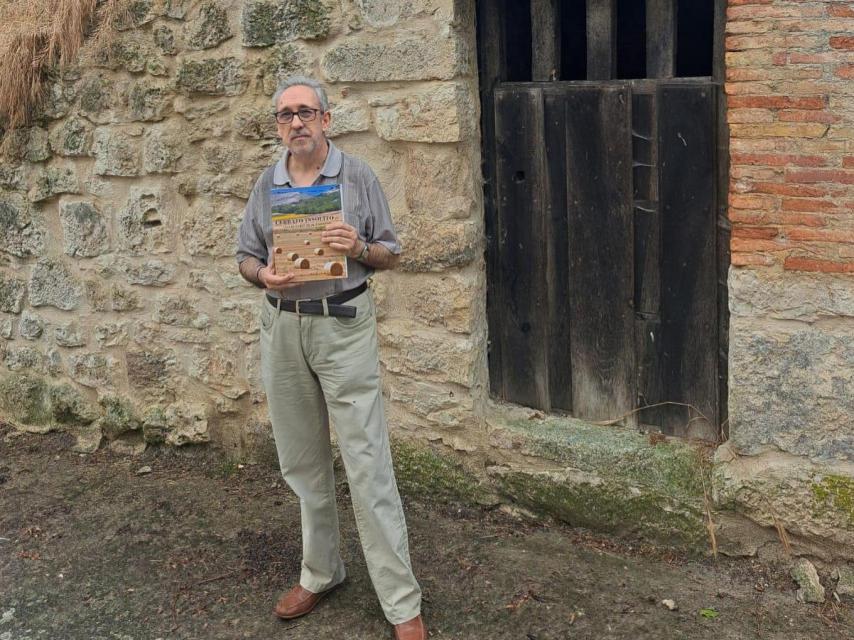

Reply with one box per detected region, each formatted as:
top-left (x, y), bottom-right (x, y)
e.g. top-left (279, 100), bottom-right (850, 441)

top-left (259, 289), bottom-right (421, 625)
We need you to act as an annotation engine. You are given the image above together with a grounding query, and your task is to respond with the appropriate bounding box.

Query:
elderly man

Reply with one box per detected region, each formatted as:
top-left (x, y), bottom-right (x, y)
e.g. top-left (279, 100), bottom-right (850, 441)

top-left (235, 76), bottom-right (426, 640)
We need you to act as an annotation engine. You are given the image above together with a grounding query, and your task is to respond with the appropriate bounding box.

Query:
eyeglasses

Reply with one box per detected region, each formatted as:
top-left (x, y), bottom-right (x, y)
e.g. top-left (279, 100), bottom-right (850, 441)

top-left (274, 108), bottom-right (322, 124)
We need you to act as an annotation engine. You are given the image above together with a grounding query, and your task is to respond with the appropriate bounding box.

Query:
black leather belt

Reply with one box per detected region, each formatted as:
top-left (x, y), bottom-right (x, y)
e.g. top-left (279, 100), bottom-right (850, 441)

top-left (266, 282), bottom-right (367, 318)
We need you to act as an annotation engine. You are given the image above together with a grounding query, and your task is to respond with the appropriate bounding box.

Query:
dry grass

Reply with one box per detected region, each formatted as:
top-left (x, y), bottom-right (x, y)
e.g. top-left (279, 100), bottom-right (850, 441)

top-left (0, 0), bottom-right (130, 133)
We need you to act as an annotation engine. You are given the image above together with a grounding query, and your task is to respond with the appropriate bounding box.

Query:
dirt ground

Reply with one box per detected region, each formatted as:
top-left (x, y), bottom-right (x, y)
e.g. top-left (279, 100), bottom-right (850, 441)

top-left (1, 425), bottom-right (851, 640)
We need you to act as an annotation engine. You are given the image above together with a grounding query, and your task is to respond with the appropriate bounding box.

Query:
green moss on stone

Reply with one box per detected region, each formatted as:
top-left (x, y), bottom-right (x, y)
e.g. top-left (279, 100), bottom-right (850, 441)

top-left (142, 406), bottom-right (168, 444)
top-left (188, 2), bottom-right (233, 49)
top-left (79, 76), bottom-right (108, 114)
top-left (391, 439), bottom-right (492, 505)
top-left (0, 374), bottom-right (51, 426)
top-left (176, 58), bottom-right (246, 96)
top-left (49, 384), bottom-right (98, 426)
top-left (100, 395), bottom-right (141, 440)
top-left (241, 0), bottom-right (330, 48)
top-left (495, 469), bottom-right (708, 553)
top-left (811, 475), bottom-right (854, 525)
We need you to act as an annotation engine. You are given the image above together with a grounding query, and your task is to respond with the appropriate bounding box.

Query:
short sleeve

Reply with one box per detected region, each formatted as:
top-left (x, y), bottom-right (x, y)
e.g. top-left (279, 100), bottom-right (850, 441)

top-left (364, 172), bottom-right (402, 255)
top-left (236, 174), bottom-right (269, 265)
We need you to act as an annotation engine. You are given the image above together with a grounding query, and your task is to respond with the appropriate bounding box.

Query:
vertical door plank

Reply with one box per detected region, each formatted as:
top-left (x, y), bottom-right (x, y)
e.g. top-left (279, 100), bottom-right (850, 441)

top-left (478, 0), bottom-right (506, 398)
top-left (564, 85), bottom-right (635, 422)
top-left (647, 0), bottom-right (677, 78)
top-left (543, 89), bottom-right (572, 411)
top-left (493, 86), bottom-right (551, 410)
top-left (532, 0), bottom-right (561, 81)
top-left (587, 0), bottom-right (617, 80)
top-left (657, 83), bottom-right (718, 438)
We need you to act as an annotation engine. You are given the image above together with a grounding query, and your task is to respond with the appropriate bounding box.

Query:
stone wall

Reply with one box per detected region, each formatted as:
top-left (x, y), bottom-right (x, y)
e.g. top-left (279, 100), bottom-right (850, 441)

top-left (0, 0), bottom-right (487, 458)
top-left (717, 0), bottom-right (854, 559)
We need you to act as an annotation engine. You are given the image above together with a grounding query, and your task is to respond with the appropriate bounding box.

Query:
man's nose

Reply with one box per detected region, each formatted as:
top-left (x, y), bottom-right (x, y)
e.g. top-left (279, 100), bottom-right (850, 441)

top-left (291, 116), bottom-right (304, 130)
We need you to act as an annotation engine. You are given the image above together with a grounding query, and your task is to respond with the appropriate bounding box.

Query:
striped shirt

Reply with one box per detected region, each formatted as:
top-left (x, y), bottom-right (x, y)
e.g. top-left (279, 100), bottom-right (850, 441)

top-left (236, 141), bottom-right (401, 301)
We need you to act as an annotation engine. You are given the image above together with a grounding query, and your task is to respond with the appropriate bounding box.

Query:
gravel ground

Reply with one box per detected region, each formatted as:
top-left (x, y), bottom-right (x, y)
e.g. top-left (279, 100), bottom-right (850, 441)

top-left (1, 425), bottom-right (851, 640)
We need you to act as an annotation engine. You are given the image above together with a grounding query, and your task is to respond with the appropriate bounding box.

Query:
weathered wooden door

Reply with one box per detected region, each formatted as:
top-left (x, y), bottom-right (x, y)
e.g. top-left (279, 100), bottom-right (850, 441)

top-left (478, 0), bottom-right (728, 441)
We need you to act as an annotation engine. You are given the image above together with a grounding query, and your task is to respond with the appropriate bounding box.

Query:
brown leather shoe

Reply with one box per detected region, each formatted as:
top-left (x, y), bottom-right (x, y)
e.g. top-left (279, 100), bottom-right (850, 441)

top-left (393, 614), bottom-right (427, 640)
top-left (273, 583), bottom-right (339, 620)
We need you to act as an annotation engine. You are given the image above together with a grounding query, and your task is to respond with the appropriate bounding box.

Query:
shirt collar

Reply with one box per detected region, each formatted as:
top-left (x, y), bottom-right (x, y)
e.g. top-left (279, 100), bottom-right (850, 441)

top-left (273, 139), bottom-right (342, 186)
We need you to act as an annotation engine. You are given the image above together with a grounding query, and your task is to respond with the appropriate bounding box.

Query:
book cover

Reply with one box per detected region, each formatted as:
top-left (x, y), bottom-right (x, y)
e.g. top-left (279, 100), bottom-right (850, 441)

top-left (270, 184), bottom-right (348, 282)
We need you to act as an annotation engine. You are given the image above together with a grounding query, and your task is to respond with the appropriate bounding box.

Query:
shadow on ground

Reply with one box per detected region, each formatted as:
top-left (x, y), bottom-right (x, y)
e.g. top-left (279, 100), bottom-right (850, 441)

top-left (1, 425), bottom-right (851, 640)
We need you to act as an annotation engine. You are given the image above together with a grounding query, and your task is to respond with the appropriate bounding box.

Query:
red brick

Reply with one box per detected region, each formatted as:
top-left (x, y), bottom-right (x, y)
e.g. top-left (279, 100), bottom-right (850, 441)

top-left (728, 6), bottom-right (824, 20)
top-left (784, 257), bottom-right (854, 273)
top-left (729, 193), bottom-right (778, 210)
top-left (828, 5), bottom-right (854, 19)
top-left (729, 0), bottom-right (773, 5)
top-left (731, 238), bottom-right (788, 252)
top-left (787, 228), bottom-right (854, 244)
top-left (835, 65), bottom-right (854, 79)
top-left (786, 169), bottom-right (854, 184)
top-left (727, 96), bottom-right (826, 110)
top-left (731, 153), bottom-right (828, 167)
top-left (778, 110), bottom-right (841, 124)
top-left (732, 253), bottom-right (775, 267)
top-left (844, 157), bottom-right (854, 169)
top-left (729, 211), bottom-right (767, 225)
top-left (781, 198), bottom-right (839, 212)
top-left (770, 213), bottom-right (828, 228)
top-left (830, 36), bottom-right (854, 51)
top-left (772, 52), bottom-right (787, 65)
top-left (750, 182), bottom-right (829, 197)
top-left (732, 227), bottom-right (779, 240)
top-left (789, 52), bottom-right (836, 64)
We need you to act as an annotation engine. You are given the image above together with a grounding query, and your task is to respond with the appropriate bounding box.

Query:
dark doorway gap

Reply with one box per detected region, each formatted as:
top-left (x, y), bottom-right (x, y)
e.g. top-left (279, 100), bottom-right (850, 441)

top-left (677, 0), bottom-right (714, 76)
top-left (560, 0), bottom-right (587, 80)
top-left (504, 0), bottom-right (532, 82)
top-left (617, 0), bottom-right (647, 79)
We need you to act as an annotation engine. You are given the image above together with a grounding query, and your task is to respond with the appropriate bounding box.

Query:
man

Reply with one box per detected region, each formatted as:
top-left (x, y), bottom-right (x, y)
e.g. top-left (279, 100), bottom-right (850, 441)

top-left (235, 76), bottom-right (426, 640)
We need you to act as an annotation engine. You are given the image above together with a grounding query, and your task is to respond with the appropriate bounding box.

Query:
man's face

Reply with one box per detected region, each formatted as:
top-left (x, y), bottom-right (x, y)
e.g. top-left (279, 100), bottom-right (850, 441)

top-left (276, 84), bottom-right (331, 157)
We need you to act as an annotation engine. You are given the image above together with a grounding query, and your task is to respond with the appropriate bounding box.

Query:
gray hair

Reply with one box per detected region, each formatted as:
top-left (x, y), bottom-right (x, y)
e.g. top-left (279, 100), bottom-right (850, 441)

top-left (272, 76), bottom-right (329, 112)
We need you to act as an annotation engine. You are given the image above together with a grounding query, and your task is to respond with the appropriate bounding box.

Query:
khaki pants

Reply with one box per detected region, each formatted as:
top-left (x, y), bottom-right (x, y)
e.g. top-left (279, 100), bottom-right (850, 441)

top-left (259, 289), bottom-right (421, 625)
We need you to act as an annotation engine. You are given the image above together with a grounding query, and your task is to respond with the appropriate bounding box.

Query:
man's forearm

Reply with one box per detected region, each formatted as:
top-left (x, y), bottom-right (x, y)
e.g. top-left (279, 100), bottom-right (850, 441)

top-left (359, 242), bottom-right (399, 270)
top-left (239, 256), bottom-right (265, 288)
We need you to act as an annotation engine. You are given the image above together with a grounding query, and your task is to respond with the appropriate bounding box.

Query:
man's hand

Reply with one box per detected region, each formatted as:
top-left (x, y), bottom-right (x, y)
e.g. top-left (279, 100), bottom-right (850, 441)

top-left (259, 261), bottom-right (298, 292)
top-left (321, 221), bottom-right (362, 258)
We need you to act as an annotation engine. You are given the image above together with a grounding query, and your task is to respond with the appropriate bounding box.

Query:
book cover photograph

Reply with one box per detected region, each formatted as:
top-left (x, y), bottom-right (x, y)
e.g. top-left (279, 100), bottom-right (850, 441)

top-left (270, 184), bottom-right (348, 282)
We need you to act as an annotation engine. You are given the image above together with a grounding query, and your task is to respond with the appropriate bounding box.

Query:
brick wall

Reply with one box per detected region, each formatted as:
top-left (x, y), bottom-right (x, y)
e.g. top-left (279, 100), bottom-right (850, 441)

top-left (726, 0), bottom-right (854, 273)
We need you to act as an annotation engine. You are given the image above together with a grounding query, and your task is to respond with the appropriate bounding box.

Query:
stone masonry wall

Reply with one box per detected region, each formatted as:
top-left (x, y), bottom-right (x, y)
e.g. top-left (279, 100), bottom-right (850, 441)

top-left (717, 0), bottom-right (854, 558)
top-left (0, 0), bottom-right (487, 459)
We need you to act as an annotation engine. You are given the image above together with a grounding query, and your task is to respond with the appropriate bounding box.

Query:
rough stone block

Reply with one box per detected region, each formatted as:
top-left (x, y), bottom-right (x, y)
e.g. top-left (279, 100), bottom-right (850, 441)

top-left (143, 126), bottom-right (185, 174)
top-left (127, 348), bottom-right (177, 401)
top-left (54, 322), bottom-right (86, 348)
top-left (29, 258), bottom-right (83, 310)
top-left (0, 374), bottom-right (51, 426)
top-left (153, 25), bottom-right (177, 55)
top-left (217, 299), bottom-right (260, 333)
top-left (94, 322), bottom-right (130, 347)
top-left (189, 342), bottom-right (248, 399)
top-left (99, 395), bottom-right (142, 440)
top-left (4, 346), bottom-right (44, 372)
top-left (67, 352), bottom-right (119, 388)
top-left (60, 201), bottom-right (109, 258)
top-left (384, 375), bottom-right (473, 429)
top-left (261, 44), bottom-right (311, 95)
top-left (95, 257), bottom-right (177, 287)
top-left (729, 318), bottom-right (854, 462)
top-left (373, 270), bottom-right (482, 334)
top-left (29, 166), bottom-right (80, 203)
top-left (241, 0), bottom-right (330, 47)
top-left (396, 212), bottom-right (479, 272)
top-left (322, 33), bottom-right (458, 82)
top-left (93, 34), bottom-right (158, 75)
top-left (182, 198), bottom-right (242, 257)
top-left (233, 105), bottom-right (279, 140)
top-left (0, 274), bottom-right (27, 314)
top-left (127, 83), bottom-right (171, 122)
top-left (117, 187), bottom-right (175, 255)
top-left (792, 559), bottom-right (826, 603)
top-left (404, 144), bottom-right (476, 219)
top-left (0, 193), bottom-right (46, 258)
top-left (160, 0), bottom-right (190, 19)
top-left (1, 316), bottom-right (14, 339)
top-left (0, 166), bottom-right (24, 191)
top-left (50, 383), bottom-right (98, 426)
top-left (375, 83), bottom-right (475, 143)
top-left (355, 0), bottom-right (452, 27)
top-left (186, 1), bottom-right (233, 49)
top-left (49, 117), bottom-right (93, 156)
top-left (378, 320), bottom-right (478, 387)
top-left (78, 74), bottom-right (112, 119)
top-left (19, 311), bottom-right (44, 340)
top-left (176, 58), bottom-right (247, 96)
top-left (327, 100), bottom-right (370, 138)
top-left (156, 294), bottom-right (211, 329)
top-left (93, 128), bottom-right (142, 177)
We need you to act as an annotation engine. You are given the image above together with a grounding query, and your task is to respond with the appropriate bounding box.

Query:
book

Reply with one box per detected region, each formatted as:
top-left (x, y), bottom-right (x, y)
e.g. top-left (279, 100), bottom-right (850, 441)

top-left (270, 184), bottom-right (348, 282)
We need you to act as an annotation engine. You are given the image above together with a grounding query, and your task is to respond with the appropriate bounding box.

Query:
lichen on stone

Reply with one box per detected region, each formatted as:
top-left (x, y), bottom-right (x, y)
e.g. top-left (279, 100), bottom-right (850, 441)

top-left (241, 0), bottom-right (330, 48)
top-left (99, 395), bottom-right (142, 440)
top-left (187, 2), bottom-right (233, 50)
top-left (176, 58), bottom-right (247, 96)
top-left (812, 474), bottom-right (854, 526)
top-left (0, 374), bottom-right (52, 426)
top-left (0, 193), bottom-right (47, 258)
top-left (29, 258), bottom-right (83, 310)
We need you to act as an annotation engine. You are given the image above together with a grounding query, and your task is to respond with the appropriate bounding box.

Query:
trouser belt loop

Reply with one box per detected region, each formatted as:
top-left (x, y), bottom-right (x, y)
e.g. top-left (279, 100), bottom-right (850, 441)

top-left (321, 298), bottom-right (330, 316)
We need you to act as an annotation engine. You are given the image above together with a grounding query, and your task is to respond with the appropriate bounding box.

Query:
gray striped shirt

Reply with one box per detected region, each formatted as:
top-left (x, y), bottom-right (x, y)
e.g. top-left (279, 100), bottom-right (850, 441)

top-left (236, 141), bottom-right (401, 301)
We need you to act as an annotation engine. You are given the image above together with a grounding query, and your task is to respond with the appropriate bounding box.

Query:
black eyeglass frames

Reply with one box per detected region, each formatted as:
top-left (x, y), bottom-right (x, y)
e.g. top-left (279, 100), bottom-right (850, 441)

top-left (274, 108), bottom-right (323, 124)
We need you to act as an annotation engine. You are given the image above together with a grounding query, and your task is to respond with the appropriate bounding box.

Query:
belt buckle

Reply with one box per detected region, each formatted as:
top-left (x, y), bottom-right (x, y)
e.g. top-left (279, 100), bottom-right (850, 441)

top-left (294, 298), bottom-right (312, 317)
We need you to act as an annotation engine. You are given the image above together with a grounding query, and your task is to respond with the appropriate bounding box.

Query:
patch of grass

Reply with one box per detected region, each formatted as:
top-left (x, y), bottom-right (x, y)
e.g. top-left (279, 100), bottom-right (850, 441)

top-left (0, 0), bottom-right (130, 133)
